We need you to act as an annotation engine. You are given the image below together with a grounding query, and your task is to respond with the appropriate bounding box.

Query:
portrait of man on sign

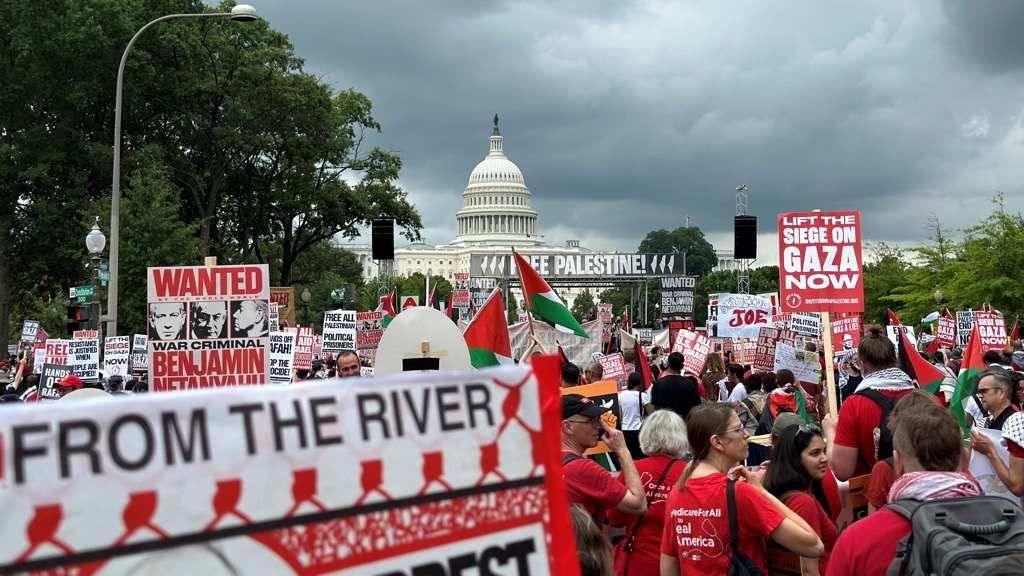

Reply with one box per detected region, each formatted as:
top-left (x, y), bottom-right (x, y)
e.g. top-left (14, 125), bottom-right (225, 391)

top-left (148, 302), bottom-right (187, 341)
top-left (191, 301), bottom-right (228, 339)
top-left (231, 300), bottom-right (269, 337)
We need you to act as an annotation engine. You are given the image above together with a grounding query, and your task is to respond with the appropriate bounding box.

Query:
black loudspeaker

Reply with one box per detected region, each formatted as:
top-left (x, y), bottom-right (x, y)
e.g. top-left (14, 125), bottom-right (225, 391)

top-left (371, 218), bottom-right (394, 260)
top-left (734, 215), bottom-right (757, 259)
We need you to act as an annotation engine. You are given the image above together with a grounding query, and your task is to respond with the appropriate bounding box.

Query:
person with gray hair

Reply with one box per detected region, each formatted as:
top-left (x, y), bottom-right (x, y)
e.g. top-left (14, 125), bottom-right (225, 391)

top-left (975, 367), bottom-right (1018, 431)
top-left (608, 410), bottom-right (690, 575)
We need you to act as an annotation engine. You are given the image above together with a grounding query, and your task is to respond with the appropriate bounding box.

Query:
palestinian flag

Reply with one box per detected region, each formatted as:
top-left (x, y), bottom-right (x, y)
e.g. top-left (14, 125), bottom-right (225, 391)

top-left (897, 328), bottom-right (945, 395)
top-left (950, 324), bottom-right (984, 438)
top-left (513, 251), bottom-right (588, 338)
top-left (887, 308), bottom-right (902, 326)
top-left (377, 290), bottom-right (397, 328)
top-left (635, 343), bottom-right (655, 390)
top-left (463, 289), bottom-right (513, 368)
top-left (1009, 319), bottom-right (1019, 346)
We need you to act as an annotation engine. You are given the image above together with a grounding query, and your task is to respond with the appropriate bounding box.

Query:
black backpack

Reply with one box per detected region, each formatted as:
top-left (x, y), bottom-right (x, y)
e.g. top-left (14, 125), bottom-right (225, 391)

top-left (886, 496), bottom-right (1024, 575)
top-left (855, 389), bottom-right (896, 461)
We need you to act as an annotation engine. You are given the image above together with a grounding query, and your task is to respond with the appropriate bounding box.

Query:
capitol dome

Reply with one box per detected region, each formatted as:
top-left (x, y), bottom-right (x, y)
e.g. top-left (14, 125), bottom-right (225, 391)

top-left (453, 115), bottom-right (541, 246)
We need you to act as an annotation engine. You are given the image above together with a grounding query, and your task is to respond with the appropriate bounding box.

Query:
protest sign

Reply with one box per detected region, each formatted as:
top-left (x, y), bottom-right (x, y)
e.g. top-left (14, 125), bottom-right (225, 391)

top-left (68, 336), bottom-right (100, 380)
top-left (32, 341), bottom-right (46, 374)
top-left (778, 210), bottom-right (864, 313)
top-left (20, 320), bottom-right (40, 344)
top-left (0, 358), bottom-right (578, 576)
top-left (757, 292), bottom-right (781, 315)
top-left (753, 327), bottom-right (796, 372)
top-left (72, 329), bottom-right (99, 340)
top-left (968, 428), bottom-right (1019, 504)
top-left (270, 286), bottom-right (296, 327)
top-left (322, 309), bottom-right (357, 355)
top-left (45, 338), bottom-right (68, 366)
top-left (634, 328), bottom-right (653, 346)
top-left (598, 352), bottom-right (627, 385)
top-left (732, 340), bottom-right (757, 365)
top-left (268, 330), bottom-right (297, 385)
top-left (716, 293), bottom-right (772, 339)
top-left (292, 325), bottom-right (315, 370)
top-left (706, 294), bottom-right (719, 338)
top-left (560, 379), bottom-right (620, 455)
top-left (400, 295), bottom-right (419, 310)
top-left (774, 342), bottom-right (820, 385)
top-left (470, 277), bottom-right (497, 310)
top-left (975, 311), bottom-right (1008, 352)
top-left (39, 363), bottom-right (72, 401)
top-left (147, 264), bottom-right (270, 392)
top-left (936, 314), bottom-right (956, 348)
top-left (452, 272), bottom-right (471, 309)
top-left (956, 310), bottom-right (976, 347)
top-left (790, 312), bottom-right (821, 337)
top-left (312, 334), bottom-right (324, 360)
top-left (660, 276), bottom-right (696, 316)
top-left (886, 325), bottom-right (918, 348)
top-left (102, 335), bottom-right (131, 377)
top-left (830, 313), bottom-right (862, 352)
top-left (598, 303), bottom-right (613, 324)
top-left (357, 311), bottom-right (384, 352)
top-left (268, 302), bottom-right (280, 332)
top-left (130, 334), bottom-right (148, 374)
top-left (674, 329), bottom-right (711, 375)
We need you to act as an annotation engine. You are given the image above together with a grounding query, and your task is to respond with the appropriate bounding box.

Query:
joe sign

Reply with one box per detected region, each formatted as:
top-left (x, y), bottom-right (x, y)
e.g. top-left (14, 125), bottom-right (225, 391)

top-left (778, 210), bottom-right (864, 313)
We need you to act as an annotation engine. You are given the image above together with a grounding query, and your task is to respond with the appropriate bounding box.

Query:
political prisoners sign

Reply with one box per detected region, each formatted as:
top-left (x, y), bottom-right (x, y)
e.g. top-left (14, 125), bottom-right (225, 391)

top-left (471, 252), bottom-right (686, 278)
top-left (660, 276), bottom-right (696, 316)
top-left (778, 210), bottom-right (864, 313)
top-left (147, 265), bottom-right (270, 392)
top-left (321, 309), bottom-right (357, 355)
top-left (0, 358), bottom-right (578, 575)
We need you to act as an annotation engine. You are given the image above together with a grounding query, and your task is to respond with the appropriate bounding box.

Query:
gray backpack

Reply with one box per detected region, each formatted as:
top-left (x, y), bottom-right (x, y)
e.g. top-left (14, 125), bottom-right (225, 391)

top-left (886, 496), bottom-right (1024, 575)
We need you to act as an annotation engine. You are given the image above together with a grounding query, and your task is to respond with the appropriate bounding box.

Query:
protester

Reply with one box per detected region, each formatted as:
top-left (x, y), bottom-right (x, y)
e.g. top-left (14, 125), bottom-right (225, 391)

top-left (561, 394), bottom-right (646, 522)
top-left (974, 367), bottom-right (1018, 430)
top-left (660, 403), bottom-right (823, 575)
top-left (618, 372), bottom-right (652, 459)
top-left (761, 371), bottom-right (778, 395)
top-left (335, 351), bottom-right (361, 378)
top-left (735, 373), bottom-right (766, 436)
top-left (931, 350), bottom-right (958, 404)
top-left (701, 351), bottom-right (726, 401)
top-left (585, 362), bottom-right (604, 383)
top-left (972, 410), bottom-right (1024, 496)
top-left (718, 363), bottom-right (745, 402)
top-left (561, 362), bottom-right (582, 387)
top-left (569, 505), bottom-right (614, 576)
top-left (608, 410), bottom-right (689, 576)
top-left (837, 351), bottom-right (862, 402)
top-left (831, 325), bottom-right (916, 480)
top-left (650, 352), bottom-right (701, 420)
top-left (764, 424), bottom-right (837, 574)
top-left (828, 391), bottom-right (983, 574)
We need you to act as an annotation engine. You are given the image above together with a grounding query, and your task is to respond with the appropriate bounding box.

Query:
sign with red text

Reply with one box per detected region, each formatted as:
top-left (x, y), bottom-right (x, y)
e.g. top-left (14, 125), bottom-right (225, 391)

top-left (452, 272), bottom-right (471, 309)
top-left (357, 311), bottom-right (384, 352)
top-left (72, 329), bottom-right (98, 341)
top-left (732, 340), bottom-right (757, 365)
top-left (270, 287), bottom-right (296, 327)
top-left (268, 330), bottom-right (296, 385)
top-left (102, 335), bottom-right (131, 377)
top-left (0, 359), bottom-right (578, 576)
top-left (975, 311), bottom-right (1008, 352)
top-left (45, 339), bottom-right (68, 367)
top-left (675, 329), bottom-right (711, 375)
top-left (937, 313), bottom-right (956, 348)
top-left (147, 265), bottom-right (270, 392)
top-left (753, 327), bottom-right (797, 372)
top-left (716, 293), bottom-right (772, 339)
top-left (598, 352), bottom-right (627, 384)
top-left (292, 326), bottom-right (315, 370)
top-left (778, 210), bottom-right (864, 313)
top-left (830, 313), bottom-right (862, 352)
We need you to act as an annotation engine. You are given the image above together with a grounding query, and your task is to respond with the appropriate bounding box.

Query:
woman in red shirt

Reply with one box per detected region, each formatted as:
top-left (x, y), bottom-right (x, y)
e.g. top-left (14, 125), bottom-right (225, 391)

top-left (660, 403), bottom-right (823, 575)
top-left (763, 424), bottom-right (838, 575)
top-left (609, 410), bottom-right (690, 575)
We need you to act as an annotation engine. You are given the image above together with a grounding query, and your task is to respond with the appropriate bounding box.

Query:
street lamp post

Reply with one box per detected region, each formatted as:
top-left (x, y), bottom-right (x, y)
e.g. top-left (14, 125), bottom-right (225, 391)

top-left (301, 288), bottom-right (312, 326)
top-left (106, 4), bottom-right (259, 337)
top-left (85, 217), bottom-right (107, 337)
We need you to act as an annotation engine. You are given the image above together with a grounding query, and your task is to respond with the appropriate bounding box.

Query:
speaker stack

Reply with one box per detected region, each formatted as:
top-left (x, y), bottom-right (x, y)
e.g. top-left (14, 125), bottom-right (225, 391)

top-left (371, 218), bottom-right (395, 260)
top-left (733, 215), bottom-right (757, 260)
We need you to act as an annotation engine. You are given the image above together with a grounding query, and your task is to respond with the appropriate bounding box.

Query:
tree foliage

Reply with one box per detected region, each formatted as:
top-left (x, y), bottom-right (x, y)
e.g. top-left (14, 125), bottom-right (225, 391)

top-left (571, 288), bottom-right (596, 323)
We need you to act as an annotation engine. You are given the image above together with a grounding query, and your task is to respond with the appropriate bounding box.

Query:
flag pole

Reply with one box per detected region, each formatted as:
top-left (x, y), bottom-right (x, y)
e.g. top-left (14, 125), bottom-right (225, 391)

top-left (822, 311), bottom-right (839, 418)
top-left (512, 248), bottom-right (537, 342)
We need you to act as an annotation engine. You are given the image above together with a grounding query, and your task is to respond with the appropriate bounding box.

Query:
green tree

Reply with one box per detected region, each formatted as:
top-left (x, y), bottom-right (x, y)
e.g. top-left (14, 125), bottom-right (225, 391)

top-left (862, 243), bottom-right (911, 325)
top-left (638, 226), bottom-right (718, 277)
top-left (571, 288), bottom-right (596, 323)
top-left (507, 291), bottom-right (520, 324)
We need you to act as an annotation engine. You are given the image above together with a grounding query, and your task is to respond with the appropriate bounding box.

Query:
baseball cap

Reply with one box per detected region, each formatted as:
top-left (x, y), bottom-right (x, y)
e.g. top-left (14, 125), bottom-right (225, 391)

top-left (562, 394), bottom-right (610, 420)
top-left (58, 374), bottom-right (83, 391)
top-left (772, 412), bottom-right (804, 438)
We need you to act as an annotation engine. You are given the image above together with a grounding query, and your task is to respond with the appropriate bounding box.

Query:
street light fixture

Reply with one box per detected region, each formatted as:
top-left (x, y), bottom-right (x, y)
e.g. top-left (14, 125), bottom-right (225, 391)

top-left (106, 5), bottom-right (260, 337)
top-left (301, 287), bottom-right (312, 325)
top-left (86, 217), bottom-right (106, 333)
top-left (934, 288), bottom-right (944, 305)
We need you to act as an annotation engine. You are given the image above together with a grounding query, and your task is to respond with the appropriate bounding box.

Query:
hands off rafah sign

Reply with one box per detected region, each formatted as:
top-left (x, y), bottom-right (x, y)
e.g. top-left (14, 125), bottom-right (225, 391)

top-left (778, 210), bottom-right (864, 313)
top-left (0, 358), bottom-right (578, 575)
top-left (147, 265), bottom-right (270, 392)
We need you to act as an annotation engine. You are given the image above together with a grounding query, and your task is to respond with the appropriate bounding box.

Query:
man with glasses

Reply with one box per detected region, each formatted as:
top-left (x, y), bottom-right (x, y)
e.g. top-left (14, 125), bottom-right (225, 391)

top-left (975, 368), bottom-right (1018, 431)
top-left (561, 394), bottom-right (647, 522)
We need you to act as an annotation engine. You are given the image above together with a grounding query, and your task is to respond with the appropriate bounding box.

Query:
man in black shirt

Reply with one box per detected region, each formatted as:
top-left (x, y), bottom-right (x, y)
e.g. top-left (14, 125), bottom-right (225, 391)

top-left (650, 351), bottom-right (701, 420)
top-left (976, 368), bottom-right (1018, 431)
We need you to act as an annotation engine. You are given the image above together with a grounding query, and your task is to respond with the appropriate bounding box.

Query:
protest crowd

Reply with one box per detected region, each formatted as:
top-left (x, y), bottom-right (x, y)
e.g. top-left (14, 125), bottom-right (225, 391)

top-left (4, 217), bottom-right (1024, 575)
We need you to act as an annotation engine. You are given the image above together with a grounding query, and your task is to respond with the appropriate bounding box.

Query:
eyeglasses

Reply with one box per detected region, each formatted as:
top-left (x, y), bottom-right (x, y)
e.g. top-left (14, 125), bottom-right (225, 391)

top-left (566, 418), bottom-right (601, 428)
top-left (718, 424), bottom-right (746, 437)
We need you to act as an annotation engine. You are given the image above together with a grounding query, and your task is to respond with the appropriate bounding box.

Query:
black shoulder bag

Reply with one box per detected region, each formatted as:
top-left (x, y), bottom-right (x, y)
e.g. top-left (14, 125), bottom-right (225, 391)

top-left (621, 458), bottom-right (679, 575)
top-left (727, 479), bottom-right (764, 576)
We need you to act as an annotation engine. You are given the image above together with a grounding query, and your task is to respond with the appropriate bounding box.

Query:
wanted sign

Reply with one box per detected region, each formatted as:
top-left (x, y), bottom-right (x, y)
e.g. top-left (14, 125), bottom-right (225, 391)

top-left (0, 358), bottom-right (577, 575)
top-left (357, 311), bottom-right (384, 352)
top-left (268, 330), bottom-right (297, 385)
top-left (716, 293), bottom-right (772, 339)
top-left (660, 276), bottom-right (696, 316)
top-left (39, 363), bottom-right (72, 401)
top-left (102, 336), bottom-right (131, 377)
top-left (322, 309), bottom-right (357, 355)
top-left (68, 337), bottom-right (99, 381)
top-left (778, 210), bottom-right (864, 313)
top-left (147, 264), bottom-right (270, 392)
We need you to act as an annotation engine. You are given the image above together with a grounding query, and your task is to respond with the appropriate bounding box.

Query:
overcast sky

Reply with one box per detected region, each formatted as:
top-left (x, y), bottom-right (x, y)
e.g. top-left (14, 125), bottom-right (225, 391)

top-left (247, 0), bottom-right (1024, 265)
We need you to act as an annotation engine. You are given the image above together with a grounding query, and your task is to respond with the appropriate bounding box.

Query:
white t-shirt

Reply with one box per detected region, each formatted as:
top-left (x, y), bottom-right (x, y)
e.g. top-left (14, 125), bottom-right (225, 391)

top-left (618, 390), bottom-right (651, 431)
top-left (728, 382), bottom-right (748, 403)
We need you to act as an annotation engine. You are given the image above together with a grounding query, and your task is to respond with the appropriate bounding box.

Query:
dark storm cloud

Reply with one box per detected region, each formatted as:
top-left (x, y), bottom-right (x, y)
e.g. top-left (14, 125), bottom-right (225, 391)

top-left (244, 0), bottom-right (1024, 260)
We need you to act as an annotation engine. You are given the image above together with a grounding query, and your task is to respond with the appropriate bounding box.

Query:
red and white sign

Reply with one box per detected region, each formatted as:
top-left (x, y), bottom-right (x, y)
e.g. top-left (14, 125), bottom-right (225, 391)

top-left (357, 311), bottom-right (385, 351)
top-left (753, 327), bottom-right (796, 372)
top-left (45, 339), bottom-right (68, 366)
top-left (400, 295), bottom-right (419, 310)
top-left (292, 325), bottom-right (315, 370)
top-left (975, 311), bottom-right (1008, 352)
top-left (452, 273), bottom-right (471, 308)
top-left (716, 293), bottom-right (772, 339)
top-left (732, 340), bottom-right (757, 365)
top-left (675, 329), bottom-right (711, 375)
top-left (830, 313), bottom-right (862, 352)
top-left (102, 335), bottom-right (131, 377)
top-left (598, 352), bottom-right (627, 383)
top-left (778, 210), bottom-right (864, 313)
top-left (936, 313), bottom-right (956, 348)
top-left (0, 358), bottom-right (578, 575)
top-left (147, 264), bottom-right (270, 391)
top-left (72, 329), bottom-right (98, 340)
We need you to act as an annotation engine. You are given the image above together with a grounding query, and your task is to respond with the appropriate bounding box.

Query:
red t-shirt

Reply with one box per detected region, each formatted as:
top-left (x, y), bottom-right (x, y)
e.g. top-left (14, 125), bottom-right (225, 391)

top-left (865, 459), bottom-right (897, 510)
top-left (609, 455), bottom-right (686, 576)
top-left (562, 450), bottom-right (627, 521)
top-left (834, 389), bottom-right (915, 475)
top-left (784, 491), bottom-right (837, 574)
top-left (826, 508), bottom-right (910, 576)
top-left (660, 472), bottom-right (785, 574)
top-left (1008, 438), bottom-right (1024, 459)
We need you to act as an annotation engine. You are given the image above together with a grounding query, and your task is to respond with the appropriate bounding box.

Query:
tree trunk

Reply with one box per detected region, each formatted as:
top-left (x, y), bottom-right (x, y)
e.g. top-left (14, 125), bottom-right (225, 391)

top-left (279, 219), bottom-right (294, 286)
top-left (0, 246), bottom-right (9, 357)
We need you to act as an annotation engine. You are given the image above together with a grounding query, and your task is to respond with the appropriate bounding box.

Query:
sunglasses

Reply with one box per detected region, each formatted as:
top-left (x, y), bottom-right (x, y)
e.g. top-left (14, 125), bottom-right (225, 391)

top-left (794, 423), bottom-right (822, 441)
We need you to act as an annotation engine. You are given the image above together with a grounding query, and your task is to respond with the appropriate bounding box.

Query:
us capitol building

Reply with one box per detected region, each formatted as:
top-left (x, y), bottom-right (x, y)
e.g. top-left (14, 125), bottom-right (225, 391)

top-left (346, 116), bottom-right (738, 305)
